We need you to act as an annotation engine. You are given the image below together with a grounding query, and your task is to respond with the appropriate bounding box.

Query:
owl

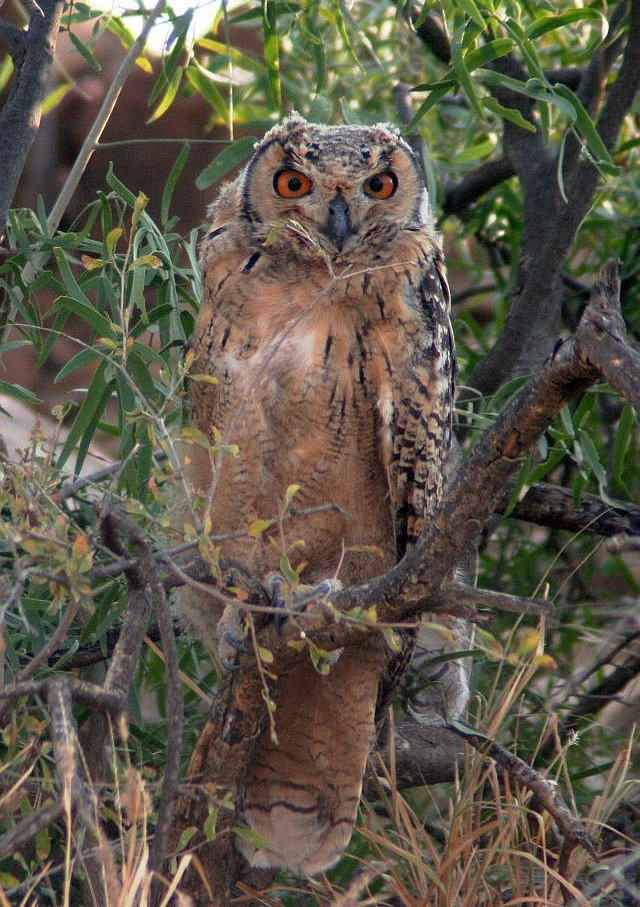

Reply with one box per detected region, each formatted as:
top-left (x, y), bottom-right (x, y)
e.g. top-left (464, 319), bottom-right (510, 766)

top-left (178, 115), bottom-right (471, 874)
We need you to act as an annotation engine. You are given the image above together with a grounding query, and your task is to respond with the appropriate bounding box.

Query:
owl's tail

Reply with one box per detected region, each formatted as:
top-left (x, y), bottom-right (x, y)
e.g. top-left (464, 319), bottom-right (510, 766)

top-left (239, 644), bottom-right (384, 874)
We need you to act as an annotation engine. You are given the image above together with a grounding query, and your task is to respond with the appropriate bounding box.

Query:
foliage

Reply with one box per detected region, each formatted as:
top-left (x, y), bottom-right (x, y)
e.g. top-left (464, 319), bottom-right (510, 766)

top-left (0, 0), bottom-right (639, 905)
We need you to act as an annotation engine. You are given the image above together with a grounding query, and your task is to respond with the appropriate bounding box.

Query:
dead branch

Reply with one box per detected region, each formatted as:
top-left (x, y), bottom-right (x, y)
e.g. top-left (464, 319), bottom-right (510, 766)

top-left (508, 483), bottom-right (640, 538)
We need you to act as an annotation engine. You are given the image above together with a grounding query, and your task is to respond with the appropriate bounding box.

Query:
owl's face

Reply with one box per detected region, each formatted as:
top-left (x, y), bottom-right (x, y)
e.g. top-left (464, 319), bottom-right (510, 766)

top-left (240, 115), bottom-right (427, 261)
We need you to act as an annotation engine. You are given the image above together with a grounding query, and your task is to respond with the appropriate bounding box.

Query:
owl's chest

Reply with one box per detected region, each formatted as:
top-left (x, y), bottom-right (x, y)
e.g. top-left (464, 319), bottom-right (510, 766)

top-left (209, 260), bottom-right (419, 390)
top-left (221, 285), bottom-right (411, 435)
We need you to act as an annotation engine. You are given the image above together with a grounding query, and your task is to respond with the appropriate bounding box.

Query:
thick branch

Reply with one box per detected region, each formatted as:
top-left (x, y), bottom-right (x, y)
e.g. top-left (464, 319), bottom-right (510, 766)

top-left (0, 0), bottom-right (65, 237)
top-left (442, 155), bottom-right (516, 216)
top-left (0, 20), bottom-right (26, 59)
top-left (594, 0), bottom-right (640, 151)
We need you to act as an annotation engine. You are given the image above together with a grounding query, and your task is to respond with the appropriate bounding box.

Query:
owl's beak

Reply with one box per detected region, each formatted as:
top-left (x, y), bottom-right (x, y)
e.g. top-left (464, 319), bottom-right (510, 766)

top-left (324, 194), bottom-right (352, 251)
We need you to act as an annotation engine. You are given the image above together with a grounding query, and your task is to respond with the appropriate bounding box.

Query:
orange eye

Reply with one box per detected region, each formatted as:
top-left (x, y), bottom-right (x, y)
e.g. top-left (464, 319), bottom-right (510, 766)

top-left (363, 171), bottom-right (398, 199)
top-left (273, 169), bottom-right (313, 198)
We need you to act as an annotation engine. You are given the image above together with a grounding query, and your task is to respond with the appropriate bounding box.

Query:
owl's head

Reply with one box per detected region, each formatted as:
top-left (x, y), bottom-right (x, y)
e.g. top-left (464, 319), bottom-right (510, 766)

top-left (239, 114), bottom-right (428, 261)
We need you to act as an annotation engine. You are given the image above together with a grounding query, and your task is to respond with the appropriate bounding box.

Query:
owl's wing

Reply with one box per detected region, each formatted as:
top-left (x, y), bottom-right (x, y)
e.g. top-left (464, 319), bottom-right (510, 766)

top-left (391, 247), bottom-right (454, 558)
top-left (376, 246), bottom-right (460, 723)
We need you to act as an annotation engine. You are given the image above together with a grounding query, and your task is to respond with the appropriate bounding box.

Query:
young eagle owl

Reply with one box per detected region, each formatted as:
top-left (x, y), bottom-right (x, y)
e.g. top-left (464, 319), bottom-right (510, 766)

top-left (178, 115), bottom-right (470, 874)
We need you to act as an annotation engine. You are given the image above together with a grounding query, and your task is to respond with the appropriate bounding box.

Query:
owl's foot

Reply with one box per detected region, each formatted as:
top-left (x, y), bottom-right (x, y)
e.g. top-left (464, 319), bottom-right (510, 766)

top-left (217, 606), bottom-right (251, 671)
top-left (265, 573), bottom-right (342, 630)
top-left (217, 576), bottom-right (342, 670)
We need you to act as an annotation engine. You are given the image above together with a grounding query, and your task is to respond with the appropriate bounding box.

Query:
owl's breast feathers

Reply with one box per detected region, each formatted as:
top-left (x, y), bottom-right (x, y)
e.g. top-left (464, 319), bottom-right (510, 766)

top-left (190, 217), bottom-right (453, 576)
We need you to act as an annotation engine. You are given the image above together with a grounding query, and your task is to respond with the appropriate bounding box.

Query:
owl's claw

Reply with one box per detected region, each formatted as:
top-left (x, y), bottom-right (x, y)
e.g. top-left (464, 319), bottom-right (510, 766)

top-left (217, 616), bottom-right (250, 670)
top-left (265, 574), bottom-right (342, 632)
top-left (265, 574), bottom-right (287, 631)
top-left (222, 627), bottom-right (251, 655)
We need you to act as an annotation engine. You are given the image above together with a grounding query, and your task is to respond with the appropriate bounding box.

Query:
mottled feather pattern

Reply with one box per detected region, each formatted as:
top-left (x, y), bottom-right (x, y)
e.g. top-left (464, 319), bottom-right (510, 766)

top-left (178, 115), bottom-right (471, 873)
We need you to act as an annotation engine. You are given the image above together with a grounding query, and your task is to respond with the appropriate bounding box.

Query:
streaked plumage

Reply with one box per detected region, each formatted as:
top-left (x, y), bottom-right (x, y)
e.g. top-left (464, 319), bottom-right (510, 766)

top-left (178, 115), bottom-right (470, 873)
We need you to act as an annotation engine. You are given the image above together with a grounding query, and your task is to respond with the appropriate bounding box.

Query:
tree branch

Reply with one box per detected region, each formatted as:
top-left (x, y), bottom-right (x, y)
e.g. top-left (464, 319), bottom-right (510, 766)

top-left (461, 7), bottom-right (639, 398)
top-left (0, 20), bottom-right (26, 59)
top-left (508, 483), bottom-right (640, 537)
top-left (442, 155), bottom-right (516, 216)
top-left (0, 0), bottom-right (65, 238)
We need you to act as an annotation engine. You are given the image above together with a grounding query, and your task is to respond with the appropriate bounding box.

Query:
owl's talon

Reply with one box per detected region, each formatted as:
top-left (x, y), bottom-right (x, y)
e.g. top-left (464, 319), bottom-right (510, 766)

top-left (221, 627), bottom-right (251, 655)
top-left (265, 574), bottom-right (343, 632)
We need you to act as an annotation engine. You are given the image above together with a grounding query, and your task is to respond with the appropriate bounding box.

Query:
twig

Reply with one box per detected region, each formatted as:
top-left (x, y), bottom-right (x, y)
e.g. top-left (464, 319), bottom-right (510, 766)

top-left (171, 264), bottom-right (626, 903)
top-left (438, 580), bottom-right (552, 616)
top-left (0, 20), bottom-right (26, 59)
top-left (0, 0), bottom-right (66, 239)
top-left (45, 0), bottom-right (167, 237)
top-left (0, 798), bottom-right (66, 858)
top-left (545, 652), bottom-right (640, 757)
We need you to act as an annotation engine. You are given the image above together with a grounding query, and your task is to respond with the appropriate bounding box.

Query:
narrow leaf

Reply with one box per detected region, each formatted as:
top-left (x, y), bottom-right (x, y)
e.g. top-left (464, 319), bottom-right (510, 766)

top-left (147, 67), bottom-right (183, 124)
top-left (482, 96), bottom-right (537, 133)
top-left (52, 295), bottom-right (114, 338)
top-left (526, 9), bottom-right (606, 40)
top-left (455, 0), bottom-right (486, 29)
top-left (196, 137), bottom-right (257, 190)
top-left (0, 379), bottom-right (41, 406)
top-left (69, 32), bottom-right (101, 71)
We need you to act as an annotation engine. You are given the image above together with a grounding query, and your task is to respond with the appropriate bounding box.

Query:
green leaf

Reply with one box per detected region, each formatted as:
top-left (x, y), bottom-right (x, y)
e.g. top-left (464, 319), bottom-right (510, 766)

top-left (454, 0), bottom-right (486, 30)
top-left (613, 404), bottom-right (636, 490)
top-left (196, 137), bottom-right (257, 190)
top-left (482, 96), bottom-right (537, 133)
top-left (147, 66), bottom-right (184, 124)
top-left (262, 0), bottom-right (282, 110)
top-left (196, 38), bottom-right (266, 75)
top-left (54, 347), bottom-right (100, 384)
top-left (464, 38), bottom-right (513, 72)
top-left (449, 136), bottom-right (496, 165)
top-left (56, 362), bottom-right (113, 472)
top-left (248, 518), bottom-right (275, 538)
top-left (258, 645), bottom-right (274, 664)
top-left (69, 31), bottom-right (101, 71)
top-left (42, 82), bottom-right (73, 115)
top-left (503, 18), bottom-right (545, 81)
top-left (404, 80), bottom-right (456, 135)
top-left (0, 339), bottom-right (31, 355)
top-left (184, 64), bottom-right (228, 120)
top-left (126, 350), bottom-right (156, 403)
top-left (552, 83), bottom-right (618, 173)
top-left (283, 483), bottom-right (300, 508)
top-left (525, 8), bottom-right (607, 40)
top-left (233, 826), bottom-right (266, 849)
top-left (279, 554), bottom-right (300, 585)
top-left (148, 9), bottom-right (191, 106)
top-left (0, 379), bottom-right (41, 406)
top-left (52, 295), bottom-right (114, 338)
top-left (477, 71), bottom-right (578, 123)
top-left (450, 22), bottom-right (484, 120)
top-left (53, 247), bottom-right (93, 306)
top-left (106, 163), bottom-right (138, 206)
